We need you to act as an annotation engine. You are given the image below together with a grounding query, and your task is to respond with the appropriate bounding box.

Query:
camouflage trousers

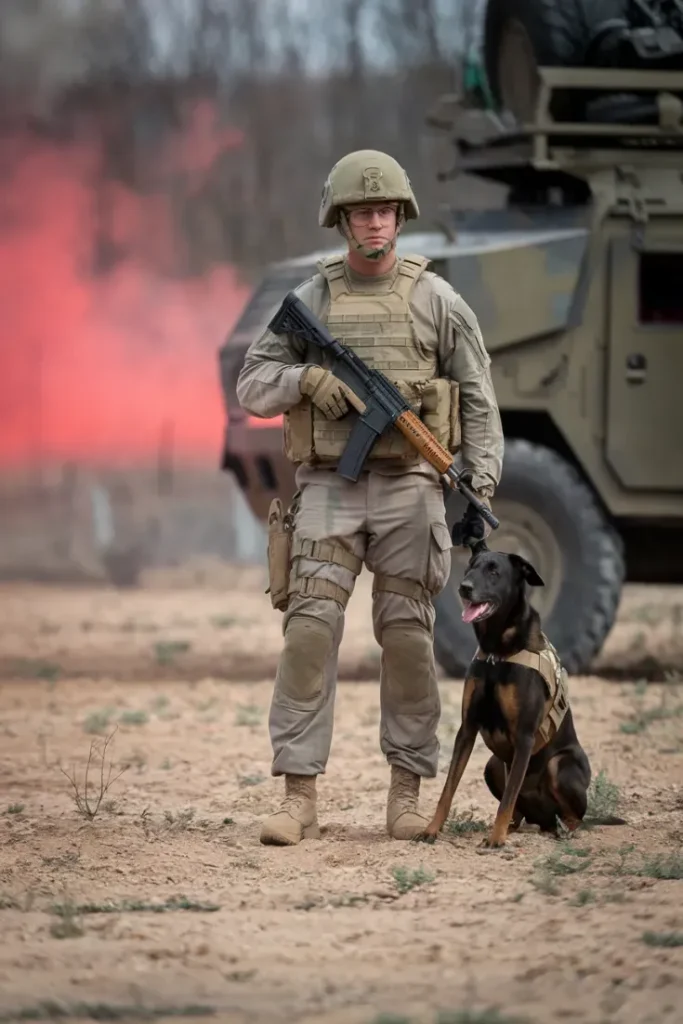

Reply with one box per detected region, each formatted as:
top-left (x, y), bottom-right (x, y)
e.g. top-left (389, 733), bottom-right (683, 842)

top-left (269, 462), bottom-right (453, 779)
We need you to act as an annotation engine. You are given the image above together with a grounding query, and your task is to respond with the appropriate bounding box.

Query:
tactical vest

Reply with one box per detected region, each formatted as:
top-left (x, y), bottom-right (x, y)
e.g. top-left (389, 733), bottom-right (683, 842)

top-left (283, 253), bottom-right (461, 466)
top-left (473, 635), bottom-right (570, 753)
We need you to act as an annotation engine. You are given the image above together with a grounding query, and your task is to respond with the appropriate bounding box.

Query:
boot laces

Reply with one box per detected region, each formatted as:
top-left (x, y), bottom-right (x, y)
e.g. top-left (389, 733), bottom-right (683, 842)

top-left (391, 768), bottom-right (419, 805)
top-left (283, 777), bottom-right (315, 811)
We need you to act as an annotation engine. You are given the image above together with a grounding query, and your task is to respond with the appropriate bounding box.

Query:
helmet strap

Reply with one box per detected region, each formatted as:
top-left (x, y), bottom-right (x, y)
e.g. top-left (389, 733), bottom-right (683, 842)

top-left (338, 205), bottom-right (405, 261)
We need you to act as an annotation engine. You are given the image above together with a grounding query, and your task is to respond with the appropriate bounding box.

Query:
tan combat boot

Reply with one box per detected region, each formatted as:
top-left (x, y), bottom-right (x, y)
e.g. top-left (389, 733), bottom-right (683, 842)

top-left (386, 764), bottom-right (429, 840)
top-left (259, 774), bottom-right (321, 846)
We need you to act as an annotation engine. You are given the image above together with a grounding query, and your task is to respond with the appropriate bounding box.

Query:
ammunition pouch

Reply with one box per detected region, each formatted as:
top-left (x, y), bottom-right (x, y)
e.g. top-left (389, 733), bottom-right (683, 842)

top-left (283, 376), bottom-right (460, 466)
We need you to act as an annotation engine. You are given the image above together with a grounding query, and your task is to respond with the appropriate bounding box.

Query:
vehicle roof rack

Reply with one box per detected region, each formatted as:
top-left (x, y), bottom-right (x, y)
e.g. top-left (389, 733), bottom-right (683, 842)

top-left (434, 67), bottom-right (683, 186)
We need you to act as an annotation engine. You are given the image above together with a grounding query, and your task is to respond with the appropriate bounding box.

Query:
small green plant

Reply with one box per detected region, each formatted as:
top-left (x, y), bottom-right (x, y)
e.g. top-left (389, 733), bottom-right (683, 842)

top-left (570, 889), bottom-right (596, 906)
top-left (391, 865), bottom-right (435, 894)
top-left (210, 615), bottom-right (236, 629)
top-left (529, 872), bottom-right (560, 896)
top-left (154, 640), bottom-right (191, 665)
top-left (164, 808), bottom-right (195, 829)
top-left (0, 1001), bottom-right (216, 1020)
top-left (49, 899), bottom-right (84, 939)
top-left (7, 803), bottom-right (24, 815)
top-left (51, 895), bottom-right (219, 916)
top-left (586, 770), bottom-right (621, 819)
top-left (118, 710), bottom-right (149, 726)
top-left (642, 931), bottom-right (683, 947)
top-left (619, 689), bottom-right (683, 735)
top-left (235, 703), bottom-right (263, 727)
top-left (12, 658), bottom-right (62, 681)
top-left (370, 1015), bottom-right (414, 1024)
top-left (444, 809), bottom-right (488, 837)
top-left (535, 844), bottom-right (592, 877)
top-left (436, 1011), bottom-right (530, 1024)
top-left (83, 708), bottom-right (115, 735)
top-left (238, 772), bottom-right (266, 788)
top-left (637, 851), bottom-right (683, 880)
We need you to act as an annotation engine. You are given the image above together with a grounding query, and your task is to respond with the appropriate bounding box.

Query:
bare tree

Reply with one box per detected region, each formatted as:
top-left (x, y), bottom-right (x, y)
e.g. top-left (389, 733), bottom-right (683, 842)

top-left (0, 0), bottom-right (495, 277)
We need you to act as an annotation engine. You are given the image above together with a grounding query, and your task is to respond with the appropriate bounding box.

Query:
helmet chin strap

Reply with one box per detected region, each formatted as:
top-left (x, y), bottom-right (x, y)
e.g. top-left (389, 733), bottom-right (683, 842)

top-left (339, 206), bottom-right (406, 261)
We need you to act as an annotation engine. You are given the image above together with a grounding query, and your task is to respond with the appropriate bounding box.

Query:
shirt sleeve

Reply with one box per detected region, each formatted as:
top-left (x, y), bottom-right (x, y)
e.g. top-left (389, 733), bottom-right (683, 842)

top-left (427, 275), bottom-right (504, 498)
top-left (235, 276), bottom-right (326, 418)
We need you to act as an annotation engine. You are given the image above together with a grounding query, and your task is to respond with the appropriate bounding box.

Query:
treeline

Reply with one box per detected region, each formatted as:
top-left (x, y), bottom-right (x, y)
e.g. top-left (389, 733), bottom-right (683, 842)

top-left (0, 0), bottom-right (502, 277)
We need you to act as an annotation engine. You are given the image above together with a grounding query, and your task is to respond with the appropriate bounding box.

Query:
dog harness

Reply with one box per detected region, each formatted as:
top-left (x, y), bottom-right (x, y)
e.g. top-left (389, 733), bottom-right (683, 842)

top-left (473, 635), bottom-right (570, 749)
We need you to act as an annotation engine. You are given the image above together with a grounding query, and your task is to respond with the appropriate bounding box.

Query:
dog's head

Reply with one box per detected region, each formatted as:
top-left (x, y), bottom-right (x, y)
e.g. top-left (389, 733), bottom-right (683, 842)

top-left (458, 540), bottom-right (544, 626)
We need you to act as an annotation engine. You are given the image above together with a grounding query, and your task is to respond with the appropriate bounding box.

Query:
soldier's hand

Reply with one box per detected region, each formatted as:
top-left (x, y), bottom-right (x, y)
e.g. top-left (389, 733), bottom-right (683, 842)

top-left (300, 365), bottom-right (351, 420)
top-left (451, 493), bottom-right (493, 548)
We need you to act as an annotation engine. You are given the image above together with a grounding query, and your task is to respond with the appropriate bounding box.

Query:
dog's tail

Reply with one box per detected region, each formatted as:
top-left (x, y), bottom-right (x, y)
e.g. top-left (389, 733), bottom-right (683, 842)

top-left (584, 815), bottom-right (627, 826)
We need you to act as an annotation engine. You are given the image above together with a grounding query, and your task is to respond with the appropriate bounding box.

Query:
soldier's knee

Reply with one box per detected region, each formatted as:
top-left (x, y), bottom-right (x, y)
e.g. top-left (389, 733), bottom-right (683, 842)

top-left (381, 623), bottom-right (436, 706)
top-left (276, 613), bottom-right (336, 706)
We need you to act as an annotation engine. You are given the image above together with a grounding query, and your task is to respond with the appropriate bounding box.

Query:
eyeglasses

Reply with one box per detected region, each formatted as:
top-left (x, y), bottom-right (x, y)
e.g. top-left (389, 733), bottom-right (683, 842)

top-left (346, 205), bottom-right (399, 224)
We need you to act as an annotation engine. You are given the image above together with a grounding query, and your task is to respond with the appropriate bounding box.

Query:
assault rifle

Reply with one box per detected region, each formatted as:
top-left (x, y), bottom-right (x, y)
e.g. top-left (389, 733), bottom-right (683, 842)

top-left (268, 291), bottom-right (499, 531)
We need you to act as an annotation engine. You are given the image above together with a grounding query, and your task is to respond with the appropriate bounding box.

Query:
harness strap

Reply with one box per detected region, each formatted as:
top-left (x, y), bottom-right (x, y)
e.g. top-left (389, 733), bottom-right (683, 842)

top-left (394, 253), bottom-right (431, 300)
top-left (474, 637), bottom-right (570, 746)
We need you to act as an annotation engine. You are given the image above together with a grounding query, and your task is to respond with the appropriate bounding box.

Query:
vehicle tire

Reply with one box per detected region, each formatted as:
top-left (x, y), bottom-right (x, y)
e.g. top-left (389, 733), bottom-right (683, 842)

top-left (483, 0), bottom-right (627, 122)
top-left (432, 439), bottom-right (625, 677)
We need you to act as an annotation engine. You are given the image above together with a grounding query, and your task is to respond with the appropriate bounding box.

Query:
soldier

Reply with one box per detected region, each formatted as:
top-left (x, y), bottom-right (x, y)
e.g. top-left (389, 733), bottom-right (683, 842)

top-left (236, 149), bottom-right (503, 846)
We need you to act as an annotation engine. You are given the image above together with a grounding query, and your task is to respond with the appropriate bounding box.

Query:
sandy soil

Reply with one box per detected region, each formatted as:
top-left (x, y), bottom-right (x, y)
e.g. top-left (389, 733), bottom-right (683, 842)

top-left (0, 574), bottom-right (682, 1024)
top-left (1, 565), bottom-right (682, 683)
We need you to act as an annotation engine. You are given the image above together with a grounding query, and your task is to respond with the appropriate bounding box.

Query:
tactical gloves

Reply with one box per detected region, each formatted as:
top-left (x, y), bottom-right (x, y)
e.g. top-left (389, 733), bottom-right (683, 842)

top-left (300, 365), bottom-right (351, 420)
top-left (451, 476), bottom-right (493, 548)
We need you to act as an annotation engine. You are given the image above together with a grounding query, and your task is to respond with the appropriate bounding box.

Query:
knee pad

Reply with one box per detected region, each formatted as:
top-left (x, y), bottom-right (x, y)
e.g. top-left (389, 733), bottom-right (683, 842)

top-left (277, 614), bottom-right (335, 705)
top-left (381, 623), bottom-right (436, 706)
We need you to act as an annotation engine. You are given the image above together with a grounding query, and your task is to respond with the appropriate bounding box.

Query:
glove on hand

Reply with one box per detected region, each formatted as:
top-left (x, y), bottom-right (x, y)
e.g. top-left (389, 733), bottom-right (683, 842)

top-left (300, 365), bottom-right (351, 420)
top-left (451, 477), bottom-right (493, 548)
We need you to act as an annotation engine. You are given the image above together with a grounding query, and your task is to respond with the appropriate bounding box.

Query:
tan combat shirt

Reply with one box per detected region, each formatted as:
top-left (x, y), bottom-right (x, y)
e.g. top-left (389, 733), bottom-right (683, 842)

top-left (236, 257), bottom-right (504, 498)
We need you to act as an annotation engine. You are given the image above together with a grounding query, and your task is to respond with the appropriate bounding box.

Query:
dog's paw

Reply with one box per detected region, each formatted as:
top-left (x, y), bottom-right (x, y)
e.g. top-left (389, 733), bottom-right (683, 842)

top-left (477, 836), bottom-right (506, 853)
top-left (411, 830), bottom-right (438, 845)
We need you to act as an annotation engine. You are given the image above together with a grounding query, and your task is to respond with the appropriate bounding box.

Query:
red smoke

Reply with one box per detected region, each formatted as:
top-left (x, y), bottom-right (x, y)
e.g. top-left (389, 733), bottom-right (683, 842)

top-left (0, 99), bottom-right (251, 468)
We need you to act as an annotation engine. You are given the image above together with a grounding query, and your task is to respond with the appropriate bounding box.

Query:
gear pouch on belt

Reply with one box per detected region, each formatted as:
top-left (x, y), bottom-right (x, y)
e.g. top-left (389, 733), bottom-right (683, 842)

top-left (266, 498), bottom-right (294, 612)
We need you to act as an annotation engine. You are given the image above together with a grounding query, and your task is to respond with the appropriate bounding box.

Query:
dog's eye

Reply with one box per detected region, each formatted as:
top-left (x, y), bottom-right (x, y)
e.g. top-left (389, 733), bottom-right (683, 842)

top-left (487, 563), bottom-right (499, 576)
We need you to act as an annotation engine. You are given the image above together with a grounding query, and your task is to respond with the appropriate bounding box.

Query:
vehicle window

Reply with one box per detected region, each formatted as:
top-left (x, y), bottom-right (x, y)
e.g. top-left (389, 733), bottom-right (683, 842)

top-left (639, 252), bottom-right (683, 325)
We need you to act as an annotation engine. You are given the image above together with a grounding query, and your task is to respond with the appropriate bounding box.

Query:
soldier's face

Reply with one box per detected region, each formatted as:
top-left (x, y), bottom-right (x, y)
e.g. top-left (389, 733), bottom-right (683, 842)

top-left (346, 202), bottom-right (399, 250)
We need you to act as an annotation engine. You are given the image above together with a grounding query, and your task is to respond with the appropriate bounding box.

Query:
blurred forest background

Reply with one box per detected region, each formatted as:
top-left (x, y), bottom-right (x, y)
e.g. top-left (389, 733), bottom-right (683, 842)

top-left (0, 1), bottom-right (504, 577)
top-left (1, 0), bottom-right (498, 275)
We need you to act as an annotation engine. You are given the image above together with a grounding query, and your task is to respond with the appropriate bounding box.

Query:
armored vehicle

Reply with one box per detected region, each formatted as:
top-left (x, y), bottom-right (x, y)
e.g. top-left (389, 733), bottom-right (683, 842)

top-left (219, 0), bottom-right (683, 677)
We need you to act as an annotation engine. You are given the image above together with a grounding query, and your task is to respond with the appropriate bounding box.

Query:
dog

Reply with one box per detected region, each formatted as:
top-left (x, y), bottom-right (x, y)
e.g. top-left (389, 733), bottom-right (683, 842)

top-left (416, 540), bottom-right (595, 849)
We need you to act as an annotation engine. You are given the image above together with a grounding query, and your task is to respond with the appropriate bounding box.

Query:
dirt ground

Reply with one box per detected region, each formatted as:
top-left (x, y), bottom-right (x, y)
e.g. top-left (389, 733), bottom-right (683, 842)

top-left (0, 569), bottom-right (682, 1024)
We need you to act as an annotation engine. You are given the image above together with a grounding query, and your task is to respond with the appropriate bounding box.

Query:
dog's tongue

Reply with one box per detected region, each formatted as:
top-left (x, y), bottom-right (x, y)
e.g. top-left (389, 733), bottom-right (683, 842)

top-left (462, 601), bottom-right (491, 623)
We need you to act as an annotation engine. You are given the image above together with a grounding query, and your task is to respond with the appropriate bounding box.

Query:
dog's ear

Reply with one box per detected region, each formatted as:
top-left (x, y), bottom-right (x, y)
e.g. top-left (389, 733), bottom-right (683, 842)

top-left (509, 554), bottom-right (544, 587)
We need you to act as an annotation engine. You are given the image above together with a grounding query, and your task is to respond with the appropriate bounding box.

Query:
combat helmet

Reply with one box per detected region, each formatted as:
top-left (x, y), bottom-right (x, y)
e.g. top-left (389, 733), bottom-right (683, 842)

top-left (319, 149), bottom-right (419, 259)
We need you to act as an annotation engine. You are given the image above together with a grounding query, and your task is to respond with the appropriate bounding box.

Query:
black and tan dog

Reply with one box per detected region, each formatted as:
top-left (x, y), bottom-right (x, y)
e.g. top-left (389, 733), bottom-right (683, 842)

top-left (417, 540), bottom-right (594, 849)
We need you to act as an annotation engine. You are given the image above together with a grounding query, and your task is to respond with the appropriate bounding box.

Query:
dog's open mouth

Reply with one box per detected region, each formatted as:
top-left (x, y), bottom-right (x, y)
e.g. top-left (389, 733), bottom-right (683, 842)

top-left (461, 600), bottom-right (495, 624)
